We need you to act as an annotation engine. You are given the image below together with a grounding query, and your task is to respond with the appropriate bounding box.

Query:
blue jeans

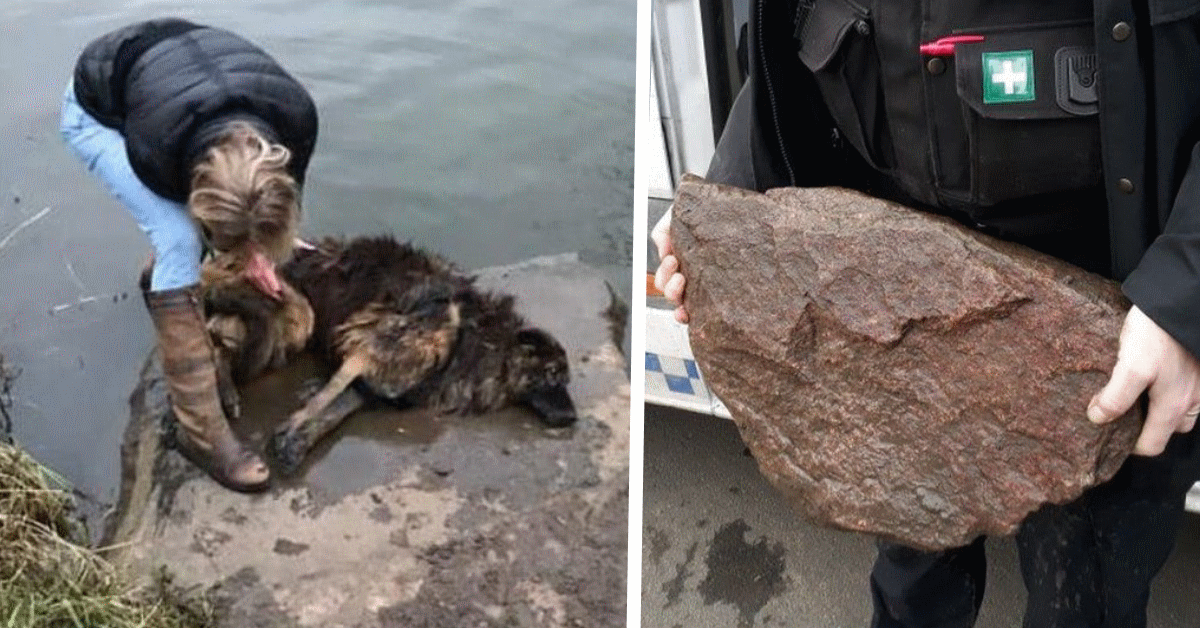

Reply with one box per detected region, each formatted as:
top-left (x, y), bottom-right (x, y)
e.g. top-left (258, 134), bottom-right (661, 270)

top-left (59, 82), bottom-right (202, 291)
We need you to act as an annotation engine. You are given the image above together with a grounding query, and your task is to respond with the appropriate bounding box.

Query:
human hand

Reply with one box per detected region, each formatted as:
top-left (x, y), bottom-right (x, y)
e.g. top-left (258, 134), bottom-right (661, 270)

top-left (244, 248), bottom-right (283, 301)
top-left (1087, 305), bottom-right (1200, 456)
top-left (651, 208), bottom-right (688, 323)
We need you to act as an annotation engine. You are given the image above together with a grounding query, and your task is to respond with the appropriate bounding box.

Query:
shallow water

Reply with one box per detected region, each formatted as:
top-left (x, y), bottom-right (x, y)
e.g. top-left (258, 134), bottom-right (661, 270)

top-left (0, 0), bottom-right (634, 534)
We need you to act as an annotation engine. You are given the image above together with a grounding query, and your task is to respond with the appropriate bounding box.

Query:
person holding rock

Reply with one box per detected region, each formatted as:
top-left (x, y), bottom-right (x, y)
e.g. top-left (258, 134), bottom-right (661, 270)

top-left (61, 19), bottom-right (319, 492)
top-left (653, 0), bottom-right (1200, 626)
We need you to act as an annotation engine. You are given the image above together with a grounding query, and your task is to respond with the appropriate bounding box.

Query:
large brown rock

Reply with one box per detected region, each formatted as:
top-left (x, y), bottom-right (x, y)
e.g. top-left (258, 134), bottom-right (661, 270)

top-left (671, 175), bottom-right (1142, 550)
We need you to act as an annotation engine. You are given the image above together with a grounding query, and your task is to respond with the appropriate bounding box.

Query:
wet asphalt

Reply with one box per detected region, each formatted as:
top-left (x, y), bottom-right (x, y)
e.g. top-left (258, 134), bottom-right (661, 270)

top-left (641, 404), bottom-right (1200, 628)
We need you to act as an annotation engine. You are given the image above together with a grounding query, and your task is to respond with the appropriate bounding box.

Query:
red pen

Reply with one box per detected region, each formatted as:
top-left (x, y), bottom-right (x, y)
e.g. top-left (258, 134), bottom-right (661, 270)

top-left (920, 35), bottom-right (986, 56)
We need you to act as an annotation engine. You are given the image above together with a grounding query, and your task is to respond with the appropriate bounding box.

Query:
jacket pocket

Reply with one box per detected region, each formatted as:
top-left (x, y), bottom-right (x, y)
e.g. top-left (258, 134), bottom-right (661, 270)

top-left (926, 20), bottom-right (1102, 208)
top-left (797, 0), bottom-right (893, 170)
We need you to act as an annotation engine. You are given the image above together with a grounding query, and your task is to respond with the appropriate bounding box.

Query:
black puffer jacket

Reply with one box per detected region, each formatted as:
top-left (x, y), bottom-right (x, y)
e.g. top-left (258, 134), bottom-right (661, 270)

top-left (73, 18), bottom-right (318, 202)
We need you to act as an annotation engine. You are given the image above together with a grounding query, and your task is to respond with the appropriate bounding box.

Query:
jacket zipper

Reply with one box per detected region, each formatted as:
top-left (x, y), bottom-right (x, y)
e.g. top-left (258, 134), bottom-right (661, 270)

top-left (760, 0), bottom-right (796, 185)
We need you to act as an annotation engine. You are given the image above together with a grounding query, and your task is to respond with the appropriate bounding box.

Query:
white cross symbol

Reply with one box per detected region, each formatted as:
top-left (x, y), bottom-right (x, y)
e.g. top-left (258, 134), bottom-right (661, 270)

top-left (992, 60), bottom-right (1027, 95)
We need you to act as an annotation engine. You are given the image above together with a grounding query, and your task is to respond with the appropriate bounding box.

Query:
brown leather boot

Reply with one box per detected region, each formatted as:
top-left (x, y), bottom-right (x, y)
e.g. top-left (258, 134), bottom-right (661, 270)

top-left (144, 285), bottom-right (269, 492)
top-left (140, 258), bottom-right (240, 420)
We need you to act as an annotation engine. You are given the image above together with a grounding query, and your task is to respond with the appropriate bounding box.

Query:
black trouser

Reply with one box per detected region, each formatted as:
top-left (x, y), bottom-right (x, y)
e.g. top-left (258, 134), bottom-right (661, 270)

top-left (869, 431), bottom-right (1200, 628)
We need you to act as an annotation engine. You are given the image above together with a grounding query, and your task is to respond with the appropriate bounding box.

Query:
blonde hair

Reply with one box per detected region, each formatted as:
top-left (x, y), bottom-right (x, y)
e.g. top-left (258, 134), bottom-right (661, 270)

top-left (188, 122), bottom-right (300, 263)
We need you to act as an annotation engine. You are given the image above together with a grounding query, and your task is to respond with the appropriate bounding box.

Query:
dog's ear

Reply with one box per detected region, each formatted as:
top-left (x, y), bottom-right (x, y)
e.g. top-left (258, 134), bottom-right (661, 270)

top-left (516, 327), bottom-right (567, 363)
top-left (516, 327), bottom-right (556, 349)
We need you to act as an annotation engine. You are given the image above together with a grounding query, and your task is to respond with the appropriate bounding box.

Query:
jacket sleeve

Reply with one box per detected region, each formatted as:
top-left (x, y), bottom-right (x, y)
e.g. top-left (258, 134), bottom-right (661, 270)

top-left (705, 0), bottom-right (859, 193)
top-left (1122, 139), bottom-right (1200, 360)
top-left (1119, 12), bottom-right (1200, 361)
top-left (706, 76), bottom-right (773, 190)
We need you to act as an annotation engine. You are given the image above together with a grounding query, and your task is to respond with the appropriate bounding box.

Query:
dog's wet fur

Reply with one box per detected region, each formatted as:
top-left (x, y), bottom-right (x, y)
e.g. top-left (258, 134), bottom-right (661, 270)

top-left (141, 255), bottom-right (313, 421)
top-left (202, 236), bottom-right (577, 473)
top-left (201, 253), bottom-right (314, 385)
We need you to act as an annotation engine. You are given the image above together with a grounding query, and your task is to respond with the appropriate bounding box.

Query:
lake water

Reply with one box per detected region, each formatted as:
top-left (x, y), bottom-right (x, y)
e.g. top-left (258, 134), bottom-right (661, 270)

top-left (0, 0), bottom-right (634, 532)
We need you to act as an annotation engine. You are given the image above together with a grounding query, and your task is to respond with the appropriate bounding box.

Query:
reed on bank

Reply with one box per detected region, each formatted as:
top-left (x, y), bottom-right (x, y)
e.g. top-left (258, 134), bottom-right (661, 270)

top-left (0, 352), bottom-right (211, 628)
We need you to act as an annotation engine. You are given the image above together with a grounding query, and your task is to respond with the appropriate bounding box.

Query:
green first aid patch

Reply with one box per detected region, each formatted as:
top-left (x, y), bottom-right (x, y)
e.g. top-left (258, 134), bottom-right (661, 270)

top-left (983, 50), bottom-right (1035, 104)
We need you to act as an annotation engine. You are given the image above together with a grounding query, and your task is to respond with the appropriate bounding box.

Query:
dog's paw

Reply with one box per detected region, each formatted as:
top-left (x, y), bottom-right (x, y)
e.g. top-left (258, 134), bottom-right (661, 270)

top-left (270, 426), bottom-right (307, 475)
top-left (297, 377), bottom-right (325, 403)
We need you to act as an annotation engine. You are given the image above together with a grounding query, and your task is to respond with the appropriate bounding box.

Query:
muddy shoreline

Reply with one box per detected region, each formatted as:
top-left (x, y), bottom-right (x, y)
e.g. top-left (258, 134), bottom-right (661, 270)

top-left (99, 254), bottom-right (629, 627)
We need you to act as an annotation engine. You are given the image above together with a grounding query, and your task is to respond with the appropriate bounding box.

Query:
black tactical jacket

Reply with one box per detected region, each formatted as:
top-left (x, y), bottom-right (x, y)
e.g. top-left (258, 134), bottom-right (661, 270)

top-left (708, 0), bottom-right (1200, 360)
top-left (72, 18), bottom-right (318, 203)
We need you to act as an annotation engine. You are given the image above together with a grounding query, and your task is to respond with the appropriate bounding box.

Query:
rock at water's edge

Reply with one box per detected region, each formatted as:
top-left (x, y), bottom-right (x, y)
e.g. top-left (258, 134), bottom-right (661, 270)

top-left (104, 254), bottom-right (630, 628)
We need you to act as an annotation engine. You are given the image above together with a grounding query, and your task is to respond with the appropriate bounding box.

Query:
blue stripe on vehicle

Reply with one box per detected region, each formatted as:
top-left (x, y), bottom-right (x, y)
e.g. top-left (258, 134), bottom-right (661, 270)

top-left (646, 352), bottom-right (663, 372)
top-left (665, 374), bottom-right (695, 395)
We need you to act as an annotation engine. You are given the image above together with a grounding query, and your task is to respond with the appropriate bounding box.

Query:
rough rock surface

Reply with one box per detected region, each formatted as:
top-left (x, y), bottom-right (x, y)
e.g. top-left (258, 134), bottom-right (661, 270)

top-left (103, 254), bottom-right (629, 627)
top-left (671, 176), bottom-right (1142, 550)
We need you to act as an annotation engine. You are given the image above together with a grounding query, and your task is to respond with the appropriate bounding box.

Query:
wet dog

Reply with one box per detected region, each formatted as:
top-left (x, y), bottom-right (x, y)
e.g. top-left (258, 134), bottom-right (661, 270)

top-left (202, 252), bottom-right (315, 387)
top-left (141, 253), bottom-right (313, 421)
top-left (204, 236), bottom-right (577, 473)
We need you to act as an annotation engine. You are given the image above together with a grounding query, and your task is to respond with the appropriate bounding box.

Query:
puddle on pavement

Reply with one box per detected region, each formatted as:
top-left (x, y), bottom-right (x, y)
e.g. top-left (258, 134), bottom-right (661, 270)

top-left (230, 352), bottom-right (569, 504)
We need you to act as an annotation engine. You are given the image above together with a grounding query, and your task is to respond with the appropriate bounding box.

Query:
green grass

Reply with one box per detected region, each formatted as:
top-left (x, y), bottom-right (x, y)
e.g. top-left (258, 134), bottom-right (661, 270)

top-left (0, 368), bottom-right (212, 627)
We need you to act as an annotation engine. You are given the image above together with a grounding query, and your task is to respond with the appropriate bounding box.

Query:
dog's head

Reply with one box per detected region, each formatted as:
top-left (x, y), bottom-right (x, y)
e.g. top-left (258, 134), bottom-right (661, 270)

top-left (200, 251), bottom-right (314, 382)
top-left (509, 327), bottom-right (576, 427)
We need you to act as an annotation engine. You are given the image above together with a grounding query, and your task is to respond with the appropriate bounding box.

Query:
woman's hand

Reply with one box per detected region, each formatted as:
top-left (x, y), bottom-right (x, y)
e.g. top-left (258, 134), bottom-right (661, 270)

top-left (651, 208), bottom-right (688, 323)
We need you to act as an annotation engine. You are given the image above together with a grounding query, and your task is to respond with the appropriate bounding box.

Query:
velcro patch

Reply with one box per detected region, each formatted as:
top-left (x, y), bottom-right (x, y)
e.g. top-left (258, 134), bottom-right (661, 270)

top-left (1054, 46), bottom-right (1098, 115)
